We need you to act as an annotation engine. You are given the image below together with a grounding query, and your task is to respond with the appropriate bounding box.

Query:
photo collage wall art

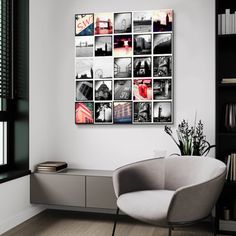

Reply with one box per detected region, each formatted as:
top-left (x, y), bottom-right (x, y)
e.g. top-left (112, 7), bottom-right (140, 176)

top-left (75, 10), bottom-right (174, 124)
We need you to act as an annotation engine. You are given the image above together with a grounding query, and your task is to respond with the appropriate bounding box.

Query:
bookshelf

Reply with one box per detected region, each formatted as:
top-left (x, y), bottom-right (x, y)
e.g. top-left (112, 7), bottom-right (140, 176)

top-left (216, 0), bottom-right (236, 234)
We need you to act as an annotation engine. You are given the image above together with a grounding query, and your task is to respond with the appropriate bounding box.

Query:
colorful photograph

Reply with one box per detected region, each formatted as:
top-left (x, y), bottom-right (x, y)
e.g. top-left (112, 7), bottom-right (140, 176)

top-left (153, 33), bottom-right (172, 54)
top-left (76, 81), bottom-right (93, 101)
top-left (153, 56), bottom-right (172, 77)
top-left (114, 35), bottom-right (132, 57)
top-left (114, 80), bottom-right (132, 100)
top-left (95, 102), bottom-right (112, 123)
top-left (75, 102), bottom-right (94, 124)
top-left (153, 79), bottom-right (171, 100)
top-left (114, 12), bottom-right (132, 33)
top-left (95, 80), bottom-right (112, 100)
top-left (113, 102), bottom-right (132, 124)
top-left (75, 36), bottom-right (93, 57)
top-left (133, 79), bottom-right (152, 100)
top-left (153, 9), bottom-right (173, 32)
top-left (95, 36), bottom-right (112, 56)
top-left (114, 57), bottom-right (132, 78)
top-left (75, 14), bottom-right (94, 36)
top-left (153, 101), bottom-right (172, 123)
top-left (133, 57), bottom-right (151, 77)
top-left (133, 102), bottom-right (152, 123)
top-left (94, 13), bottom-right (113, 35)
top-left (94, 58), bottom-right (113, 79)
top-left (75, 58), bottom-right (93, 79)
top-left (133, 12), bottom-right (152, 33)
top-left (134, 34), bottom-right (152, 55)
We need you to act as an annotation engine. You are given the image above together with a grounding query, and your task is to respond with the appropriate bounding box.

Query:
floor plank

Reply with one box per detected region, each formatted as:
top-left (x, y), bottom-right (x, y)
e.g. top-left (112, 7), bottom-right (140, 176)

top-left (2, 210), bottom-right (219, 236)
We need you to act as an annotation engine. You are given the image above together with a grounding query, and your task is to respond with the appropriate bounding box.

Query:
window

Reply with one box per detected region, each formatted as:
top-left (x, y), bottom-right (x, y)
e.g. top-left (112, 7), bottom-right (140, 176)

top-left (0, 0), bottom-right (11, 169)
top-left (0, 0), bottom-right (29, 181)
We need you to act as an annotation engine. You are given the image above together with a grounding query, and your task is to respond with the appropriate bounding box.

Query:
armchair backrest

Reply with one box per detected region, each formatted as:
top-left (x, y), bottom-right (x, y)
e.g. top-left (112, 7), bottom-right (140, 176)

top-left (164, 156), bottom-right (226, 190)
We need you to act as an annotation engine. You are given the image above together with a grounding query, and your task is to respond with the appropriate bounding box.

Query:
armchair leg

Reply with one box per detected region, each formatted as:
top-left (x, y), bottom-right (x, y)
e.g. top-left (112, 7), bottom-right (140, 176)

top-left (112, 208), bottom-right (120, 236)
top-left (168, 227), bottom-right (172, 236)
top-left (211, 215), bottom-right (216, 236)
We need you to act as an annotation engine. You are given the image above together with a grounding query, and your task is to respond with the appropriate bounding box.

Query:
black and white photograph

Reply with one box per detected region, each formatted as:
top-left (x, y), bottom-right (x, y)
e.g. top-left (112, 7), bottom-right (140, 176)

top-left (113, 102), bottom-right (132, 124)
top-left (153, 34), bottom-right (172, 54)
top-left (134, 102), bottom-right (152, 123)
top-left (133, 57), bottom-right (151, 77)
top-left (114, 80), bottom-right (132, 100)
top-left (95, 80), bottom-right (112, 100)
top-left (95, 36), bottom-right (112, 56)
top-left (114, 35), bottom-right (132, 57)
top-left (95, 102), bottom-right (112, 123)
top-left (153, 101), bottom-right (172, 123)
top-left (134, 34), bottom-right (152, 55)
top-left (94, 58), bottom-right (113, 79)
top-left (75, 58), bottom-right (93, 79)
top-left (114, 12), bottom-right (132, 33)
top-left (114, 57), bottom-right (132, 78)
top-left (153, 9), bottom-right (173, 32)
top-left (76, 81), bottom-right (93, 101)
top-left (133, 11), bottom-right (152, 33)
top-left (153, 79), bottom-right (171, 100)
top-left (75, 36), bottom-right (94, 57)
top-left (153, 56), bottom-right (172, 77)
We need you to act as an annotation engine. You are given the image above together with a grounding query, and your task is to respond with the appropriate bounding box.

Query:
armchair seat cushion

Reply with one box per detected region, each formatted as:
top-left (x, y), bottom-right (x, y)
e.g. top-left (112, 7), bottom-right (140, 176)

top-left (117, 190), bottom-right (175, 226)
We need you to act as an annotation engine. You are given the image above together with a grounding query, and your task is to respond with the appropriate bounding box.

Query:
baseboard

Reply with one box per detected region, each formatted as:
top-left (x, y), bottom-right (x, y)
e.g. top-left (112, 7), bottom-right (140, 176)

top-left (0, 205), bottom-right (45, 235)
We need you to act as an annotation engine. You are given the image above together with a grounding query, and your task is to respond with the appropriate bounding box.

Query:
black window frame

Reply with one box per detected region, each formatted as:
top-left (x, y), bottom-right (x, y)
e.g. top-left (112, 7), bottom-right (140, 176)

top-left (0, 0), bottom-right (30, 182)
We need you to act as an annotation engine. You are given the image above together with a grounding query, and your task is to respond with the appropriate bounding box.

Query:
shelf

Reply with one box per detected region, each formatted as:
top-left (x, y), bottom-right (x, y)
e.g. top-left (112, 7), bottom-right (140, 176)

top-left (218, 34), bottom-right (236, 38)
top-left (218, 83), bottom-right (236, 87)
top-left (218, 132), bottom-right (236, 136)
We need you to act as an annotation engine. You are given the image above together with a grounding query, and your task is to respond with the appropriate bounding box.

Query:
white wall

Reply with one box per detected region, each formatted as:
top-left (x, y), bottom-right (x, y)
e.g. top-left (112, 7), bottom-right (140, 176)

top-left (0, 0), bottom-right (215, 233)
top-left (0, 176), bottom-right (42, 234)
top-left (30, 0), bottom-right (215, 170)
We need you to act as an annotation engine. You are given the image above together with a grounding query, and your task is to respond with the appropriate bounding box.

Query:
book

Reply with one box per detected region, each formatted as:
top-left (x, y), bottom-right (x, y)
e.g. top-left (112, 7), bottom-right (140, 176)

top-left (222, 78), bottom-right (236, 84)
top-left (230, 154), bottom-right (234, 181)
top-left (226, 9), bottom-right (231, 34)
top-left (232, 14), bottom-right (235, 34)
top-left (218, 14), bottom-right (222, 35)
top-left (226, 154), bottom-right (231, 180)
top-left (222, 13), bottom-right (226, 34)
top-left (235, 11), bottom-right (236, 33)
top-left (36, 161), bottom-right (67, 172)
top-left (220, 220), bottom-right (236, 231)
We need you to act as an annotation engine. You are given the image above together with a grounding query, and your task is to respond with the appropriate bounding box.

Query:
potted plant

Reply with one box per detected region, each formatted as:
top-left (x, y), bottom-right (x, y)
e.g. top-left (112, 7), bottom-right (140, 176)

top-left (164, 119), bottom-right (215, 156)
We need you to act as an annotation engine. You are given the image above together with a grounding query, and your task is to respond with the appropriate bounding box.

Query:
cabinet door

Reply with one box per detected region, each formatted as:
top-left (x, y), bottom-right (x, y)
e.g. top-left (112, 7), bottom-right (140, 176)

top-left (86, 176), bottom-right (117, 209)
top-left (30, 173), bottom-right (85, 207)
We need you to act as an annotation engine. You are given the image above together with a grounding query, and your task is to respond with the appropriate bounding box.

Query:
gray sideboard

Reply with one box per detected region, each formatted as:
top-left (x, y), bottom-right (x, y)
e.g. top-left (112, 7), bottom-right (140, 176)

top-left (30, 169), bottom-right (117, 210)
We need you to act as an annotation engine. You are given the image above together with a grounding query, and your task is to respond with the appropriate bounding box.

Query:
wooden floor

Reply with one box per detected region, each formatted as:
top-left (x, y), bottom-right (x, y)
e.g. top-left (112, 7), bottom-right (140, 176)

top-left (2, 210), bottom-right (218, 236)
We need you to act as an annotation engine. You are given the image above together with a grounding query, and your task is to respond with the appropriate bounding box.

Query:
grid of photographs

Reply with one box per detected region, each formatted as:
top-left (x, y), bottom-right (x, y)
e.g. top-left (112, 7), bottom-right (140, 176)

top-left (75, 10), bottom-right (173, 124)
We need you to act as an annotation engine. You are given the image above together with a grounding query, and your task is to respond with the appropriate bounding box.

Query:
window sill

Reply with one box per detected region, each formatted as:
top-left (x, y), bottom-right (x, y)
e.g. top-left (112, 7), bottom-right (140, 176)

top-left (0, 169), bottom-right (31, 184)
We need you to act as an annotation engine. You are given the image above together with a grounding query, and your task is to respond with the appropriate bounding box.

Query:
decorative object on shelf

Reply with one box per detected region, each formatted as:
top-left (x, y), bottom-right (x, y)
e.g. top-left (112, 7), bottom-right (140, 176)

top-left (74, 10), bottom-right (174, 125)
top-left (164, 118), bottom-right (215, 156)
top-left (218, 9), bottom-right (236, 35)
top-left (36, 161), bottom-right (68, 173)
top-left (225, 103), bottom-right (236, 131)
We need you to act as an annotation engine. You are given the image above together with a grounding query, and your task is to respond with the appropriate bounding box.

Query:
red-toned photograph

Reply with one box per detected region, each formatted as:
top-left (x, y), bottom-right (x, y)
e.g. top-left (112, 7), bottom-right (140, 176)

top-left (133, 79), bottom-right (152, 100)
top-left (75, 102), bottom-right (94, 124)
top-left (94, 13), bottom-right (113, 35)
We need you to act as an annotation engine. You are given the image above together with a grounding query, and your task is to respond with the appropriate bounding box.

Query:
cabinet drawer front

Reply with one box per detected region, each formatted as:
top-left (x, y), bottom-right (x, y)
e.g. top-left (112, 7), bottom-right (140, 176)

top-left (30, 174), bottom-right (85, 207)
top-left (86, 176), bottom-right (117, 209)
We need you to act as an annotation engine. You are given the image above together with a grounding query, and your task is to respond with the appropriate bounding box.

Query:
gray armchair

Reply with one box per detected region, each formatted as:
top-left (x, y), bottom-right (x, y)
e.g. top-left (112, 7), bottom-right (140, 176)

top-left (112, 156), bottom-right (226, 236)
